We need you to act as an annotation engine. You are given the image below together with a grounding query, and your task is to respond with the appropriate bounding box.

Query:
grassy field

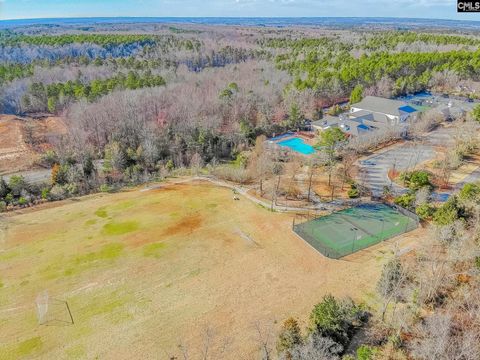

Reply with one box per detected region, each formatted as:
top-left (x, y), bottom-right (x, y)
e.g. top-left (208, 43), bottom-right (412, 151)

top-left (0, 180), bottom-right (419, 359)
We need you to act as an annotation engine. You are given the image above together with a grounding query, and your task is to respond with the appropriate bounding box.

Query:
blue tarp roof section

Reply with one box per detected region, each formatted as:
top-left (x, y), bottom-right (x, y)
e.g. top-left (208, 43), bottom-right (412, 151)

top-left (357, 124), bottom-right (371, 131)
top-left (399, 105), bottom-right (417, 113)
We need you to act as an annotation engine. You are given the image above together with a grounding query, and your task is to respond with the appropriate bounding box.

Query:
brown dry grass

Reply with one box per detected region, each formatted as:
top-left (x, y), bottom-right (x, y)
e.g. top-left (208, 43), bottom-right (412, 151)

top-left (311, 172), bottom-right (350, 200)
top-left (250, 168), bottom-right (350, 207)
top-left (0, 180), bottom-right (424, 359)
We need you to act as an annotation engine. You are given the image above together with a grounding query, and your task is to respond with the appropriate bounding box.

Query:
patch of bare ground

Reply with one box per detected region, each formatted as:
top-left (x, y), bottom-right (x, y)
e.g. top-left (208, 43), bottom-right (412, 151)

top-left (249, 169), bottom-right (351, 208)
top-left (0, 114), bottom-right (66, 175)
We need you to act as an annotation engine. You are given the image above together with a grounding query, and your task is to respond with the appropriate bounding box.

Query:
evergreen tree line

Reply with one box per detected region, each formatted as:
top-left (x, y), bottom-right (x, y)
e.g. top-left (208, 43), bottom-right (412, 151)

top-left (261, 31), bottom-right (480, 53)
top-left (0, 63), bottom-right (34, 85)
top-left (22, 71), bottom-right (166, 113)
top-left (0, 33), bottom-right (158, 47)
top-left (260, 36), bottom-right (353, 53)
top-left (278, 49), bottom-right (480, 97)
top-left (363, 31), bottom-right (480, 50)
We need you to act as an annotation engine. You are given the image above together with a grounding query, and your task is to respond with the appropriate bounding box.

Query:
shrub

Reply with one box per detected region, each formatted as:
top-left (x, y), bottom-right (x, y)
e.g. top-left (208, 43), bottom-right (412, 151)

top-left (310, 295), bottom-right (344, 338)
top-left (433, 197), bottom-right (462, 225)
top-left (51, 164), bottom-right (69, 185)
top-left (233, 152), bottom-right (249, 168)
top-left (409, 171), bottom-right (431, 190)
top-left (48, 185), bottom-right (67, 201)
top-left (388, 333), bottom-right (402, 349)
top-left (219, 88), bottom-right (233, 100)
top-left (0, 177), bottom-right (8, 198)
top-left (17, 197), bottom-right (28, 206)
top-left (65, 183), bottom-right (78, 195)
top-left (41, 150), bottom-right (59, 167)
top-left (165, 159), bottom-right (174, 172)
top-left (357, 345), bottom-right (378, 360)
top-left (99, 184), bottom-right (114, 193)
top-left (415, 203), bottom-right (434, 220)
top-left (124, 164), bottom-right (144, 183)
top-left (8, 175), bottom-right (28, 196)
top-left (5, 193), bottom-right (13, 204)
top-left (347, 185), bottom-right (359, 198)
top-left (0, 201), bottom-right (6, 212)
top-left (394, 192), bottom-right (415, 209)
top-left (277, 318), bottom-right (303, 353)
top-left (41, 188), bottom-right (49, 200)
top-left (309, 295), bottom-right (364, 346)
top-left (458, 182), bottom-right (480, 202)
top-left (475, 256), bottom-right (480, 270)
top-left (400, 170), bottom-right (431, 190)
top-left (471, 104), bottom-right (480, 122)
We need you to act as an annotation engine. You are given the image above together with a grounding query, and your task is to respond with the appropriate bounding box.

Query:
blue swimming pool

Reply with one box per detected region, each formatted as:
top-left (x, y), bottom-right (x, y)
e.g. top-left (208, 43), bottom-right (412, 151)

top-left (277, 137), bottom-right (315, 155)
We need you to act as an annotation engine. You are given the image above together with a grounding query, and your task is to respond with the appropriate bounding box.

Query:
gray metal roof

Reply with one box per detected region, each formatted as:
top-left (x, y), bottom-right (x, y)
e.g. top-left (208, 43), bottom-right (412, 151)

top-left (351, 96), bottom-right (407, 117)
top-left (350, 111), bottom-right (392, 126)
top-left (312, 115), bottom-right (375, 137)
top-left (311, 115), bottom-right (341, 128)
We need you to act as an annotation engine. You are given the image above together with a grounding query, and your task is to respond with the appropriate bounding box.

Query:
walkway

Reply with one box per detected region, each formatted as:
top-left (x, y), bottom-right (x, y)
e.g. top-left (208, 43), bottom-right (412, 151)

top-left (142, 176), bottom-right (348, 213)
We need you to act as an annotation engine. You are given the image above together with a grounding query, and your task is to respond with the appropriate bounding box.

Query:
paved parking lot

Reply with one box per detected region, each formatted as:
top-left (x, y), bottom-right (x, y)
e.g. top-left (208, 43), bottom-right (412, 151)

top-left (358, 126), bottom-right (456, 196)
top-left (359, 144), bottom-right (434, 195)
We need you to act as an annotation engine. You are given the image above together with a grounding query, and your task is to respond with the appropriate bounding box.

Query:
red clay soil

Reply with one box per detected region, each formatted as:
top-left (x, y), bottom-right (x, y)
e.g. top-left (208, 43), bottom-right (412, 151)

top-left (0, 114), bottom-right (66, 174)
top-left (162, 213), bottom-right (203, 236)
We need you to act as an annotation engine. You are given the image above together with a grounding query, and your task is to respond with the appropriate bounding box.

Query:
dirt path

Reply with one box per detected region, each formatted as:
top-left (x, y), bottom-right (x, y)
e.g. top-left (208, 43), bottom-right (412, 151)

top-left (142, 176), bottom-right (347, 213)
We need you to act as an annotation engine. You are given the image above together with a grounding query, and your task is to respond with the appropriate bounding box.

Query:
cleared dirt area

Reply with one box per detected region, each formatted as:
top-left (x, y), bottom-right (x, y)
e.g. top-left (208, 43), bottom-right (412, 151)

top-left (0, 114), bottom-right (66, 175)
top-left (0, 180), bottom-right (422, 359)
top-left (249, 169), bottom-right (351, 209)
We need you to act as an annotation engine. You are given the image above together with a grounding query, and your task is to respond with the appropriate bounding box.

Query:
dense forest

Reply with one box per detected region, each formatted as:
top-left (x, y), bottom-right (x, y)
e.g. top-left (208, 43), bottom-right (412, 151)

top-left (2, 24), bottom-right (480, 192)
top-left (2, 23), bottom-right (480, 359)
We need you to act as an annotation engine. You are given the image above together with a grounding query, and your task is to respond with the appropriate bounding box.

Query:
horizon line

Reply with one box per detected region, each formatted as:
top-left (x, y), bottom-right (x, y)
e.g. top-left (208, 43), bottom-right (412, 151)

top-left (1, 15), bottom-right (480, 23)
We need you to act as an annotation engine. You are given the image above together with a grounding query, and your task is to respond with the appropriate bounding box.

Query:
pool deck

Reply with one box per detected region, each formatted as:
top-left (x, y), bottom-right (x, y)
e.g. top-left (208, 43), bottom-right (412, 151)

top-left (268, 132), bottom-right (317, 155)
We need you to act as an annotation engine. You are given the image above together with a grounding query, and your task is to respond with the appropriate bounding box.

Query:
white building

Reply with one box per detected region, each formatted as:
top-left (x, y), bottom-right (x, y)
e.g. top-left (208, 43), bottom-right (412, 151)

top-left (312, 96), bottom-right (417, 137)
top-left (350, 96), bottom-right (417, 125)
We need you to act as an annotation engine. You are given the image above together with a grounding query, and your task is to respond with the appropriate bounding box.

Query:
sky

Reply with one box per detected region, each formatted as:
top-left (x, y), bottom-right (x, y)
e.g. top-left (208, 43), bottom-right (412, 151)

top-left (0, 0), bottom-right (478, 21)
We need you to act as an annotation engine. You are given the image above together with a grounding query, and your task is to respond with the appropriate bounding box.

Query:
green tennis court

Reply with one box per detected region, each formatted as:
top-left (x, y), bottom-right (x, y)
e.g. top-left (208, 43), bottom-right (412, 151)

top-left (293, 203), bottom-right (418, 259)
